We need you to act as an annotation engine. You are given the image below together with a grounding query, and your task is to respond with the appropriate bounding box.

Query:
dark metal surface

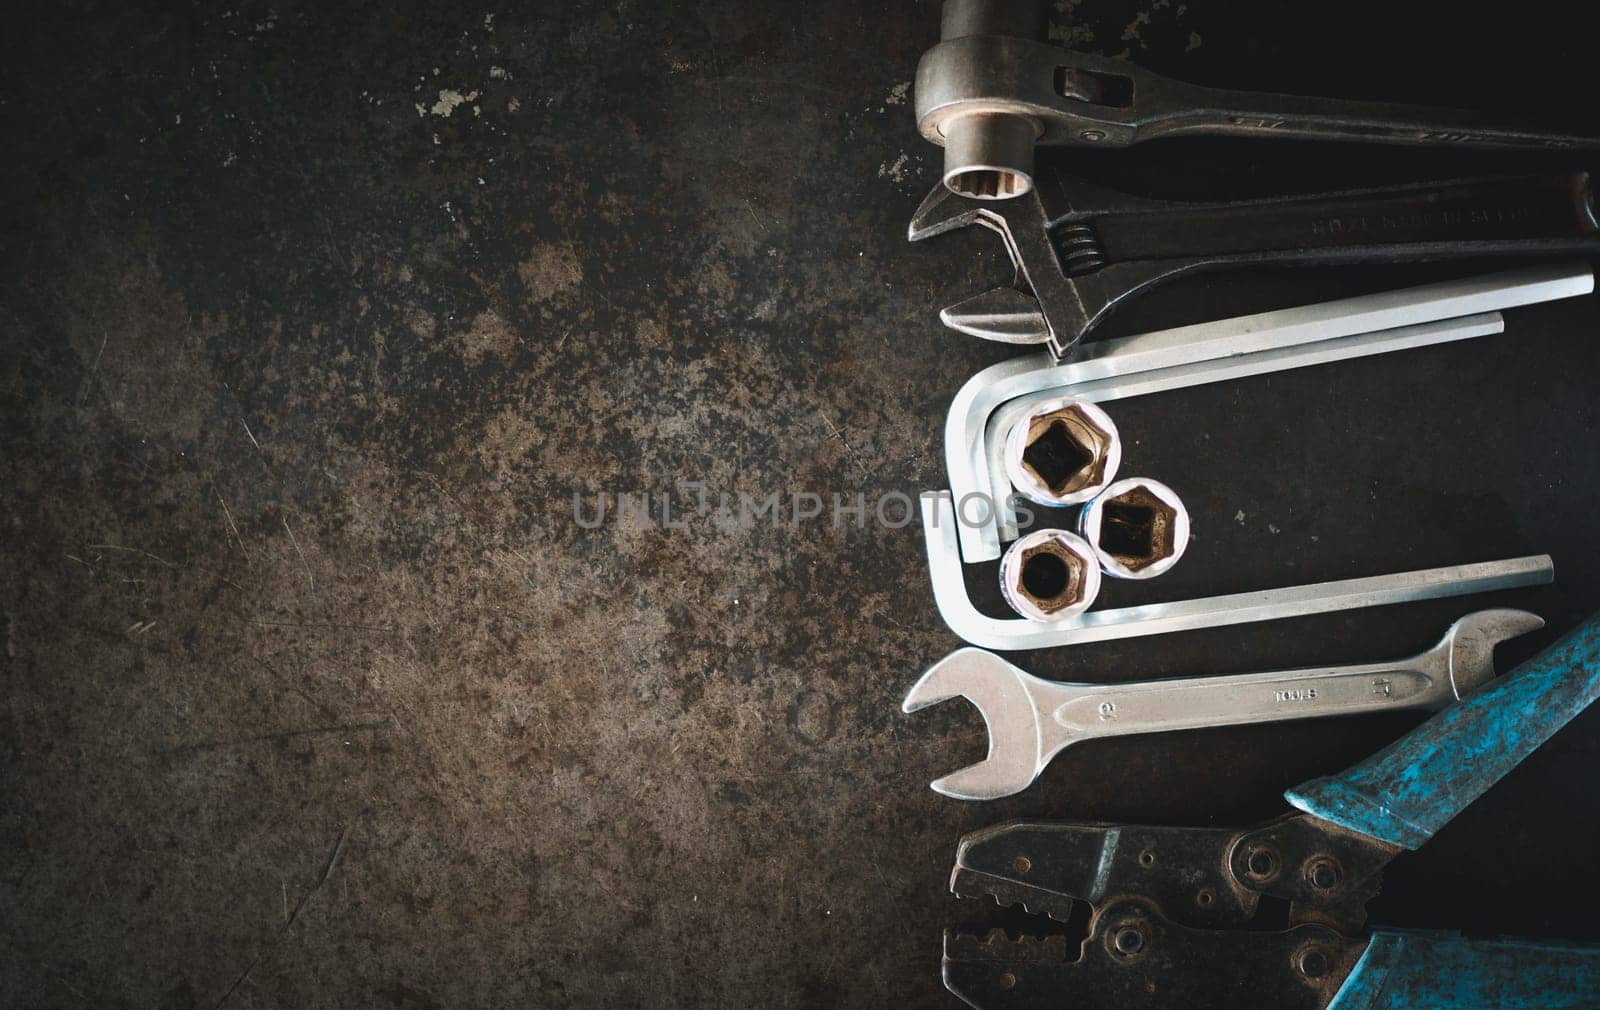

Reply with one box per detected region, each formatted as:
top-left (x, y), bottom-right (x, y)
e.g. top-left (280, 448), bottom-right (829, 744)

top-left (6, 1), bottom-right (1600, 1008)
top-left (914, 170), bottom-right (1600, 354)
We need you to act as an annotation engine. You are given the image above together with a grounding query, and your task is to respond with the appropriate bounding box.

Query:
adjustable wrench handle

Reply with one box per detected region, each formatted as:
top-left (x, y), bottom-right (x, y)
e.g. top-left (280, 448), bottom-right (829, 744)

top-left (1288, 611), bottom-right (1600, 849)
top-left (1043, 658), bottom-right (1453, 752)
top-left (1085, 173), bottom-right (1600, 264)
top-left (1025, 172), bottom-right (1600, 357)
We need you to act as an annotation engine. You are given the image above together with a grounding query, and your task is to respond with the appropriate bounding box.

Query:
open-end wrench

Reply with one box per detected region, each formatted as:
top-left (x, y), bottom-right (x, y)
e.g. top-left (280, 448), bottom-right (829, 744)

top-left (901, 608), bottom-right (1543, 800)
top-left (918, 0), bottom-right (1599, 202)
top-left (909, 170), bottom-right (1600, 358)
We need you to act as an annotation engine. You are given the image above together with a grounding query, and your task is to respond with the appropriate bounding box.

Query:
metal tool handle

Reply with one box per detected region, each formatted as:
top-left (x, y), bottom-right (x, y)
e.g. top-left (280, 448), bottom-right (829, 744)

top-left (1046, 661), bottom-right (1449, 745)
top-left (1156, 80), bottom-right (1600, 150)
top-left (1287, 611), bottom-right (1600, 849)
top-left (1087, 173), bottom-right (1600, 264)
top-left (1327, 928), bottom-right (1600, 1010)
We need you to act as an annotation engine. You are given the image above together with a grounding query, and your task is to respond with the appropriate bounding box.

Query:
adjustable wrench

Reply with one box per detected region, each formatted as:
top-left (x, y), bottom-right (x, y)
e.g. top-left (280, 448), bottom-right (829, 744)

top-left (911, 169), bottom-right (1600, 357)
top-left (918, 0), bottom-right (1599, 202)
top-left (902, 608), bottom-right (1543, 799)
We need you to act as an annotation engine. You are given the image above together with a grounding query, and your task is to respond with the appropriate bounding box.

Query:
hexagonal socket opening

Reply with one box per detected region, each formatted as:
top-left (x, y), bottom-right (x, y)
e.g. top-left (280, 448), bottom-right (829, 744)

top-left (1097, 487), bottom-right (1177, 574)
top-left (1000, 529), bottom-right (1103, 623)
top-left (1016, 403), bottom-right (1116, 501)
top-left (1015, 540), bottom-right (1091, 616)
top-left (1081, 478), bottom-right (1189, 580)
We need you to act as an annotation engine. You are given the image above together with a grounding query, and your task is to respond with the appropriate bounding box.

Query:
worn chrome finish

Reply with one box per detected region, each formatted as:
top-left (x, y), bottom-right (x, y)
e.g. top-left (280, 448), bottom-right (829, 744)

top-left (1079, 477), bottom-right (1189, 579)
top-left (980, 316), bottom-right (1505, 549)
top-left (920, 491), bottom-right (1553, 651)
top-left (998, 528), bottom-right (1102, 622)
top-left (943, 262), bottom-right (1594, 562)
top-left (927, 0), bottom-right (1047, 199)
top-left (917, 0), bottom-right (1598, 201)
top-left (1004, 396), bottom-right (1121, 506)
top-left (903, 609), bottom-right (1544, 799)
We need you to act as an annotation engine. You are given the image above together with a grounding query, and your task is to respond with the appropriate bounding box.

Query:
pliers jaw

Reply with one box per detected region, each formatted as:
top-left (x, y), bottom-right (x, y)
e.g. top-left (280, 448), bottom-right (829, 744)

top-left (951, 820), bottom-right (1256, 928)
top-left (944, 815), bottom-right (1398, 1009)
top-left (941, 911), bottom-right (1366, 1010)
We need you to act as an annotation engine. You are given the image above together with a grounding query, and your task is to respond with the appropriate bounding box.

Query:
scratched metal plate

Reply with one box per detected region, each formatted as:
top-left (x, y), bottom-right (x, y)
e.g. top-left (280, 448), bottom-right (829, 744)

top-left (3, 1), bottom-right (1599, 1007)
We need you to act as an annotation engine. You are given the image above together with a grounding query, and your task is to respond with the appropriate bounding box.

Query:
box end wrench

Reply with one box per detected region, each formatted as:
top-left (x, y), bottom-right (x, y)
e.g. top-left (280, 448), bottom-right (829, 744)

top-left (902, 608), bottom-right (1544, 800)
top-left (917, 0), bottom-right (1600, 203)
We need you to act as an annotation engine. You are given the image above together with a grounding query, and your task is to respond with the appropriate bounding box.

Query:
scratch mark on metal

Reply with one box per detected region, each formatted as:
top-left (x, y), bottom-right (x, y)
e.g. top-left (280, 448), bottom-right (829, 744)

top-left (283, 518), bottom-right (313, 588)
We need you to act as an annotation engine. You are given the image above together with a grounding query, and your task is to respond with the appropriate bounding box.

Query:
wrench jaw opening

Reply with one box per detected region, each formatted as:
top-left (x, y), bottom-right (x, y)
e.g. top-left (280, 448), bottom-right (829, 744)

top-left (1437, 608), bottom-right (1546, 698)
top-left (902, 649), bottom-right (1049, 801)
top-left (909, 182), bottom-right (1060, 347)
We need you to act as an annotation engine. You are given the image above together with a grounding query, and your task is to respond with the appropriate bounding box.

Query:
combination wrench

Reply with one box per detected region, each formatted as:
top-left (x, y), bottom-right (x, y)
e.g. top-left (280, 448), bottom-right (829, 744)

top-left (902, 608), bottom-right (1544, 799)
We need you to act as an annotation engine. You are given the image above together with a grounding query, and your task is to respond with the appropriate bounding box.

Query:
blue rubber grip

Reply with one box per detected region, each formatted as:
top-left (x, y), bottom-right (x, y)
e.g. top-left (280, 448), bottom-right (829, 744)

top-left (1287, 611), bottom-right (1600, 848)
top-left (1328, 929), bottom-right (1600, 1010)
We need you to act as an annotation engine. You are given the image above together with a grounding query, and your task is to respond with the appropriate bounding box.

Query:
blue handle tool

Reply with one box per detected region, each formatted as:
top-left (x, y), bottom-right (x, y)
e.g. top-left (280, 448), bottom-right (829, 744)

top-left (1327, 928), bottom-right (1600, 1010)
top-left (1288, 610), bottom-right (1600, 848)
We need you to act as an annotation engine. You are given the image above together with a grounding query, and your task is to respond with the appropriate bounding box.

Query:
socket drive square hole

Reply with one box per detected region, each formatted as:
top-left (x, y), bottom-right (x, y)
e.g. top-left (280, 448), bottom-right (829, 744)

top-left (1098, 489), bottom-right (1176, 573)
top-left (1022, 419), bottom-right (1096, 495)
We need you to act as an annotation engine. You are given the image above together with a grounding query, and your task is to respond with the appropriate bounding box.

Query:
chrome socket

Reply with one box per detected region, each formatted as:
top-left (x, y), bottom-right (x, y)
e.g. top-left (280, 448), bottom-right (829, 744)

top-left (1080, 477), bottom-right (1190, 579)
top-left (1004, 396), bottom-right (1122, 507)
top-left (924, 0), bottom-right (1048, 200)
top-left (999, 528), bottom-right (1103, 622)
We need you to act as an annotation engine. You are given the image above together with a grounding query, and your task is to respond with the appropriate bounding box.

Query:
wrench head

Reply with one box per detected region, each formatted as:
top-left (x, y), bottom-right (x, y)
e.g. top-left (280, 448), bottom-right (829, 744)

top-left (1438, 608), bottom-right (1545, 697)
top-left (907, 182), bottom-right (990, 242)
top-left (939, 286), bottom-right (1051, 344)
top-left (902, 648), bottom-right (1045, 800)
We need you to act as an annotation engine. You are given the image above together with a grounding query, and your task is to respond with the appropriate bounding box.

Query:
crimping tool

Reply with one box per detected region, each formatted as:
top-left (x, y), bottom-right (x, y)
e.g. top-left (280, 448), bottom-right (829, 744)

top-left (936, 612), bottom-right (1600, 1008)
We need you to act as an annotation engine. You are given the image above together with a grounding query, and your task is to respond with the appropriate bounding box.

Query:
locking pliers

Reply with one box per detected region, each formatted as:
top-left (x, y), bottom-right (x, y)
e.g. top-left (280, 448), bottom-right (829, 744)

top-left (935, 611), bottom-right (1600, 1009)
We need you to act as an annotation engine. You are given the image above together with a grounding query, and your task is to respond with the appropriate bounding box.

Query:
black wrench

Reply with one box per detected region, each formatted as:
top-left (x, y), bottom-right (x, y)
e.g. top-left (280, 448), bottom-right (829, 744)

top-left (909, 169), bottom-right (1600, 359)
top-left (918, 0), bottom-right (1599, 201)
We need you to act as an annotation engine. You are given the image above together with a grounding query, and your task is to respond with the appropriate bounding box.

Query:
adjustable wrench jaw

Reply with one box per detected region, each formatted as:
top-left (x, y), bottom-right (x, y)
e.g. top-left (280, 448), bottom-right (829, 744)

top-left (913, 170), bottom-right (1600, 359)
top-left (909, 178), bottom-right (1099, 351)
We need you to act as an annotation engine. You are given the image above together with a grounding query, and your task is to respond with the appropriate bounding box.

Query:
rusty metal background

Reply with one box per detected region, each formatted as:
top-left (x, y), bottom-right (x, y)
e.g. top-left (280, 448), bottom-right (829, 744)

top-left (4, 1), bottom-right (1600, 1007)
